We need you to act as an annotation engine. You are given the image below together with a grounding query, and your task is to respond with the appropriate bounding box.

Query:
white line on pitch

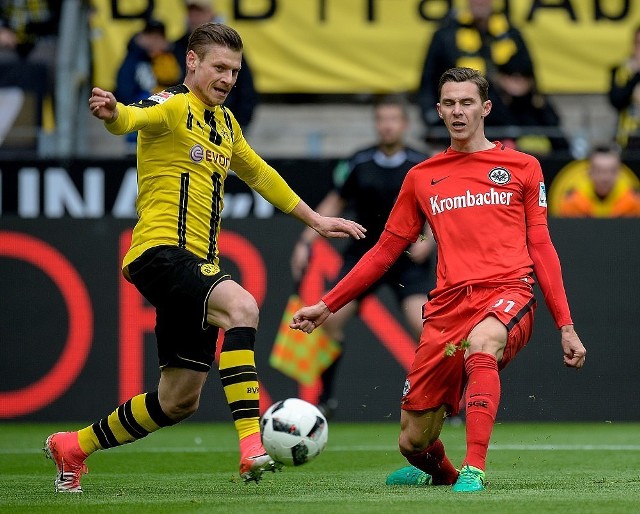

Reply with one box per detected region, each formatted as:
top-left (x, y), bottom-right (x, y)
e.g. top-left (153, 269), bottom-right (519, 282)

top-left (4, 444), bottom-right (640, 455)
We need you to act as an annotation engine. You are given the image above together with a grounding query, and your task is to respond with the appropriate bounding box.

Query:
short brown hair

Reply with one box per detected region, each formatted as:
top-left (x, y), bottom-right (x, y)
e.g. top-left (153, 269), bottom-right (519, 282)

top-left (374, 94), bottom-right (410, 119)
top-left (187, 22), bottom-right (243, 60)
top-left (438, 67), bottom-right (489, 103)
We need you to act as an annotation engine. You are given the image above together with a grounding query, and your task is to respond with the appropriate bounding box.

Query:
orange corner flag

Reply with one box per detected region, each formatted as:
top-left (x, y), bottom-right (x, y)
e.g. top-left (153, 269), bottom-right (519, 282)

top-left (269, 294), bottom-right (341, 385)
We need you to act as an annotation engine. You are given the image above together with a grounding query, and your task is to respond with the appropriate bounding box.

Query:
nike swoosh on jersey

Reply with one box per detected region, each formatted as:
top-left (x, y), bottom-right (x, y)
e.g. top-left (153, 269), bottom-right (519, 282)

top-left (431, 176), bottom-right (449, 185)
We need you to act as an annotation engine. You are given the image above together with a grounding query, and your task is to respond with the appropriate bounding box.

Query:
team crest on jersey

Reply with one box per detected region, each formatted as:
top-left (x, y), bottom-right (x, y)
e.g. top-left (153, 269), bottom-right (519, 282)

top-left (488, 167), bottom-right (511, 185)
top-left (217, 125), bottom-right (231, 141)
top-left (539, 182), bottom-right (547, 207)
top-left (200, 263), bottom-right (219, 276)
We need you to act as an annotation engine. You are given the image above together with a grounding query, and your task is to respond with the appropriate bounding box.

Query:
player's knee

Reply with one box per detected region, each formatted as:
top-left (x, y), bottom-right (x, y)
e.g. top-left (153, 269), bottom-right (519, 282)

top-left (226, 294), bottom-right (259, 328)
top-left (398, 430), bottom-right (436, 456)
top-left (163, 394), bottom-right (200, 422)
top-left (466, 338), bottom-right (504, 359)
top-left (467, 316), bottom-right (507, 356)
top-left (466, 333), bottom-right (503, 359)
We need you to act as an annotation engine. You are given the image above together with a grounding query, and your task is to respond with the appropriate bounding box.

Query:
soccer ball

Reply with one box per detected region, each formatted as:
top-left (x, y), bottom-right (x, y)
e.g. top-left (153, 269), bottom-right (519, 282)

top-left (260, 398), bottom-right (328, 466)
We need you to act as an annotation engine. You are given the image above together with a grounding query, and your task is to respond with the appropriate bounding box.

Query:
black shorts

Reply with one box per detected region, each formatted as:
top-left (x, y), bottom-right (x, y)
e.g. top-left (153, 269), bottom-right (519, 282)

top-left (127, 246), bottom-right (231, 372)
top-left (334, 252), bottom-right (434, 303)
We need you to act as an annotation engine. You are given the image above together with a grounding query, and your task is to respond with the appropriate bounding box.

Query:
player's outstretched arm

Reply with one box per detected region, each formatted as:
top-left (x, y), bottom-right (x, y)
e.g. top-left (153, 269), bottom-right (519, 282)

top-left (89, 87), bottom-right (118, 122)
top-left (291, 230), bottom-right (410, 336)
top-left (290, 301), bottom-right (331, 334)
top-left (560, 325), bottom-right (586, 369)
top-left (289, 200), bottom-right (366, 240)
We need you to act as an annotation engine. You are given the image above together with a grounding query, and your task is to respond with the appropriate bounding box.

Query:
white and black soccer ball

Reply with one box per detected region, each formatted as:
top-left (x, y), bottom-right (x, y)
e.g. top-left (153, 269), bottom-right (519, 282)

top-left (260, 398), bottom-right (328, 466)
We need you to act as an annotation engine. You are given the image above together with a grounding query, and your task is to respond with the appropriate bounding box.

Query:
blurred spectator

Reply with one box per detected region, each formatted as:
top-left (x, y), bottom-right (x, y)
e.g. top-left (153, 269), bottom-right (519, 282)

top-left (0, 0), bottom-right (59, 71)
top-left (551, 143), bottom-right (640, 217)
top-left (115, 19), bottom-right (182, 106)
top-left (416, 0), bottom-right (534, 147)
top-left (609, 25), bottom-right (640, 151)
top-left (173, 0), bottom-right (257, 131)
top-left (487, 60), bottom-right (570, 155)
top-left (0, 0), bottom-right (60, 148)
top-left (115, 19), bottom-right (182, 153)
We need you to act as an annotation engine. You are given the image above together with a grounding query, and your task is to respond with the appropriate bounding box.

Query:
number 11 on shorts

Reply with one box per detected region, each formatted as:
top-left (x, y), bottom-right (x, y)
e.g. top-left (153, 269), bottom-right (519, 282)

top-left (491, 298), bottom-right (515, 312)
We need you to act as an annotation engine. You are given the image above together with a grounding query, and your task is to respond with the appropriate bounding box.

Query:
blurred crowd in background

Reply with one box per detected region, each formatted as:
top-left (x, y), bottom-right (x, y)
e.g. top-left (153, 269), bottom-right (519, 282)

top-left (0, 0), bottom-right (639, 217)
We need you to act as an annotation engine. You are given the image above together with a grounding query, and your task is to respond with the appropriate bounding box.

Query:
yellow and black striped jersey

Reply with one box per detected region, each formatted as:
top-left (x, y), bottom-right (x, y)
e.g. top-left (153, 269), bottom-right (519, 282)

top-left (105, 85), bottom-right (300, 270)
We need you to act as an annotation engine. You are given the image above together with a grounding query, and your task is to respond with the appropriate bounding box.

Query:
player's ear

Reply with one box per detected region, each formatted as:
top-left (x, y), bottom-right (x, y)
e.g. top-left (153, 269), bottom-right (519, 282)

top-left (186, 49), bottom-right (198, 71)
top-left (481, 99), bottom-right (492, 118)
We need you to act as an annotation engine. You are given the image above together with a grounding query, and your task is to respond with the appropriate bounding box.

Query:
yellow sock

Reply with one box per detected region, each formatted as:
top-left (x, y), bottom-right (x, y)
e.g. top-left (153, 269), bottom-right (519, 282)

top-left (219, 327), bottom-right (261, 441)
top-left (77, 391), bottom-right (174, 455)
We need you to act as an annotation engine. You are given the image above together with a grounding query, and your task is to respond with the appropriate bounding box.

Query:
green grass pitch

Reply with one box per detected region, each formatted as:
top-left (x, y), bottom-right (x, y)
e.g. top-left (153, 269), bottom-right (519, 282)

top-left (1, 421), bottom-right (640, 513)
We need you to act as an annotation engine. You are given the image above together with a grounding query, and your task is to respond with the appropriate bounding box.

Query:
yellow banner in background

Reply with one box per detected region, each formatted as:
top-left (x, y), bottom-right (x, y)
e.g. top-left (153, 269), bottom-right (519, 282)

top-left (512, 1), bottom-right (640, 94)
top-left (90, 0), bottom-right (188, 91)
top-left (91, 0), bottom-right (640, 95)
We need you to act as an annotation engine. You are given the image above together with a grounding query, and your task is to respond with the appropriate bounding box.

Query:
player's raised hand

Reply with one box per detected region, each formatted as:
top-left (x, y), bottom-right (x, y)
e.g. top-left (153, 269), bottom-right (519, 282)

top-left (89, 87), bottom-right (118, 121)
top-left (290, 301), bottom-right (331, 333)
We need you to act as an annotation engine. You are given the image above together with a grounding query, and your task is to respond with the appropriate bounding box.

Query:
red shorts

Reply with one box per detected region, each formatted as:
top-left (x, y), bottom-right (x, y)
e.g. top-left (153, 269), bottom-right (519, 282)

top-left (401, 280), bottom-right (536, 416)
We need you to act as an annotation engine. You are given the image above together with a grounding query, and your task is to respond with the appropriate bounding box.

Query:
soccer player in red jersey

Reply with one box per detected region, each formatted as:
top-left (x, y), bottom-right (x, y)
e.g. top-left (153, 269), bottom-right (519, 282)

top-left (290, 67), bottom-right (586, 492)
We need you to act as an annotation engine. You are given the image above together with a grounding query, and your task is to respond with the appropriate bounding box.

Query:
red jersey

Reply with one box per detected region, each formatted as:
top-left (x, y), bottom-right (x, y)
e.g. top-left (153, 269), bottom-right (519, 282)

top-left (386, 143), bottom-right (547, 296)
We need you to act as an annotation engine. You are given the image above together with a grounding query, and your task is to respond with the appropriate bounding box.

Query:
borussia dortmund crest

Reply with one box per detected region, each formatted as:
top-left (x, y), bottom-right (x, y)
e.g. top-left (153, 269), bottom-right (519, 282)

top-left (200, 263), bottom-right (219, 276)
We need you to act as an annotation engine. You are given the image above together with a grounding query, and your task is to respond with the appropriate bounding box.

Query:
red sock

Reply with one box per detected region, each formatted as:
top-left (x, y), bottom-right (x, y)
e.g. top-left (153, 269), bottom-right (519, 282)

top-left (463, 352), bottom-right (500, 471)
top-left (405, 439), bottom-right (459, 485)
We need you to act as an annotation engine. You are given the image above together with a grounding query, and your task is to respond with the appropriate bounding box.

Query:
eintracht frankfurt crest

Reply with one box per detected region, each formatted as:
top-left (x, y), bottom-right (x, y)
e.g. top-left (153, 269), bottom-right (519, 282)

top-left (488, 167), bottom-right (511, 185)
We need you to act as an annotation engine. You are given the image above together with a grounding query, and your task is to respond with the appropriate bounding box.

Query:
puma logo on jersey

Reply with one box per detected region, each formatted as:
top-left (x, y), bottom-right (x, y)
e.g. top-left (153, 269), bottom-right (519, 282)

top-left (430, 188), bottom-right (514, 215)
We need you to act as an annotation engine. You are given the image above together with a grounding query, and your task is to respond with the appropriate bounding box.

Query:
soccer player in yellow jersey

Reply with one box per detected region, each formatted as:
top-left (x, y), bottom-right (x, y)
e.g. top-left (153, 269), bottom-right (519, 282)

top-left (44, 22), bottom-right (365, 492)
